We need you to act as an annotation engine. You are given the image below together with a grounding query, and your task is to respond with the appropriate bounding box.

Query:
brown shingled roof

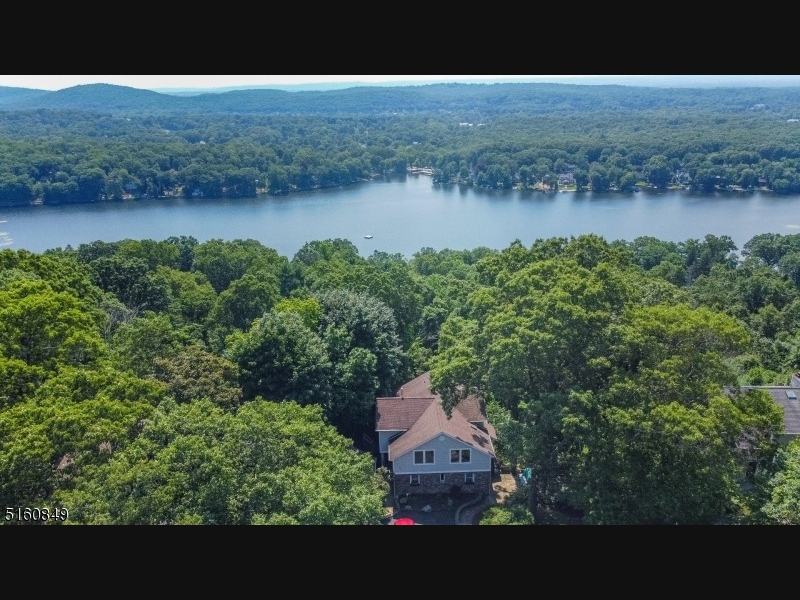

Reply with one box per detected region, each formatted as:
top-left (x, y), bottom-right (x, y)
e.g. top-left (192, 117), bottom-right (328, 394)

top-left (375, 396), bottom-right (435, 431)
top-left (377, 371), bottom-right (496, 460)
top-left (454, 395), bottom-right (486, 423)
top-left (396, 371), bottom-right (435, 398)
top-left (375, 371), bottom-right (494, 435)
top-left (387, 399), bottom-right (495, 461)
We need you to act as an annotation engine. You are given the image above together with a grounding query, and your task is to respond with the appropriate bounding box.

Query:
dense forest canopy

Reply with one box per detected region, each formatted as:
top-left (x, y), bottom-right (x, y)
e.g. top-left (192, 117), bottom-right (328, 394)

top-left (2, 80), bottom-right (800, 524)
top-left (1, 230), bottom-right (800, 524)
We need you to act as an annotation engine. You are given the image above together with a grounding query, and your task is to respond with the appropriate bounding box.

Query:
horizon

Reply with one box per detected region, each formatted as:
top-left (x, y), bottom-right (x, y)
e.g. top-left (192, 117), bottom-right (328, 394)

top-left (3, 75), bottom-right (800, 92)
top-left (0, 75), bottom-right (602, 92)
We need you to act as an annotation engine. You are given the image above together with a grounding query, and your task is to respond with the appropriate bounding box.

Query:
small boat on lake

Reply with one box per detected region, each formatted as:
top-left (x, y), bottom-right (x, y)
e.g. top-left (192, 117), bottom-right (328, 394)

top-left (364, 235), bottom-right (373, 239)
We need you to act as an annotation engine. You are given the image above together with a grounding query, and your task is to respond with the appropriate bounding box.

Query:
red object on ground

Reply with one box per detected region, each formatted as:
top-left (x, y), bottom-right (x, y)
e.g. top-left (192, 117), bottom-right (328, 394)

top-left (393, 517), bottom-right (415, 525)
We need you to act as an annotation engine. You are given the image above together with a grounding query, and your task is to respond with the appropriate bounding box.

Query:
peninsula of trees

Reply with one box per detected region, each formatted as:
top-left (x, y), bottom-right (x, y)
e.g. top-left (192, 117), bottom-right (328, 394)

top-left (3, 82), bottom-right (800, 206)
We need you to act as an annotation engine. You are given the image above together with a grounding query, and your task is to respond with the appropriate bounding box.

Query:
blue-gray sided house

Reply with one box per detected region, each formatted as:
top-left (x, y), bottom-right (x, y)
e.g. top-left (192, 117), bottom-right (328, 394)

top-left (376, 372), bottom-right (497, 498)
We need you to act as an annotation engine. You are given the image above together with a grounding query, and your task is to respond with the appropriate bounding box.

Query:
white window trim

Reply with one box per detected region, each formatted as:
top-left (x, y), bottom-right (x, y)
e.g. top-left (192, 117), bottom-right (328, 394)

top-left (414, 449), bottom-right (435, 465)
top-left (464, 472), bottom-right (475, 484)
top-left (450, 448), bottom-right (472, 463)
top-left (439, 473), bottom-right (446, 484)
top-left (410, 474), bottom-right (420, 485)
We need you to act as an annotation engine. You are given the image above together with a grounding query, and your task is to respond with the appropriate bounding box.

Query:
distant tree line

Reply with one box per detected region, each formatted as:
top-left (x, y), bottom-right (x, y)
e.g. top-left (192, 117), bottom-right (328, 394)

top-left (4, 83), bottom-right (800, 206)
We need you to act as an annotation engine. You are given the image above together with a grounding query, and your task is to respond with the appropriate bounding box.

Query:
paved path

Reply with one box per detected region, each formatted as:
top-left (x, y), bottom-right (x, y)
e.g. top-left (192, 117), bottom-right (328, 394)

top-left (456, 495), bottom-right (497, 525)
top-left (456, 473), bottom-right (518, 524)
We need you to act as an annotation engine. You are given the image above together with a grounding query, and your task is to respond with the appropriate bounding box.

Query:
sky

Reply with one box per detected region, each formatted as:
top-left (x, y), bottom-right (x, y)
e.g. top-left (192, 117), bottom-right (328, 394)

top-left (0, 75), bottom-right (613, 91)
top-left (2, 75), bottom-right (799, 92)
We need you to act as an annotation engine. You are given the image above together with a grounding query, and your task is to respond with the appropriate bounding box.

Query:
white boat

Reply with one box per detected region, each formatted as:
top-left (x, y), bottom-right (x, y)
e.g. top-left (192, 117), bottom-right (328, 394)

top-left (364, 235), bottom-right (373, 239)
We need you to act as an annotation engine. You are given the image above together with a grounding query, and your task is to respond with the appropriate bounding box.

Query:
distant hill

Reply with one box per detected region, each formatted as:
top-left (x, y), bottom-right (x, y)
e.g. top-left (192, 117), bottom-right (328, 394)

top-left (1, 83), bottom-right (195, 112)
top-left (151, 76), bottom-right (800, 93)
top-left (0, 86), bottom-right (49, 108)
top-left (3, 81), bottom-right (800, 117)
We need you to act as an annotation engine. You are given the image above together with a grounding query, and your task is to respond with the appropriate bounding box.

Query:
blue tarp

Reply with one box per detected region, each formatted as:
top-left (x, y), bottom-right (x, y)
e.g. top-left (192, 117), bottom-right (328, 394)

top-left (518, 467), bottom-right (532, 485)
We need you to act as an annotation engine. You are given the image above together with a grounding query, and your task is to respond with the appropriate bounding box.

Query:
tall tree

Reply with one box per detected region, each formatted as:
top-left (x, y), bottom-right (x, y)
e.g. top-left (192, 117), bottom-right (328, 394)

top-left (316, 289), bottom-right (407, 438)
top-left (0, 279), bottom-right (106, 373)
top-left (0, 366), bottom-right (164, 509)
top-left (757, 439), bottom-right (800, 525)
top-left (151, 345), bottom-right (243, 409)
top-left (56, 398), bottom-right (389, 524)
top-left (226, 310), bottom-right (332, 406)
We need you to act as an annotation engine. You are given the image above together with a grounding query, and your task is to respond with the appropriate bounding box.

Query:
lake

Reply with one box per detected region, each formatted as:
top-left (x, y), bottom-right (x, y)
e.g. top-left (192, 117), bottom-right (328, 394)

top-left (2, 174), bottom-right (800, 259)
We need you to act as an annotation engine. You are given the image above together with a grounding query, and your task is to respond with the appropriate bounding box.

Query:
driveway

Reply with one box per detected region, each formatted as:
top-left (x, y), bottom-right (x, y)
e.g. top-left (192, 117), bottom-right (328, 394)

top-left (390, 506), bottom-right (458, 525)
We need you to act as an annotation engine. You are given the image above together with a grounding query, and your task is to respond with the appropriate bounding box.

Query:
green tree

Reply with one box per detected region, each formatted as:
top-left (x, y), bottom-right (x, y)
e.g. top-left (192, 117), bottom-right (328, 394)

top-left (116, 239), bottom-right (181, 271)
top-left (778, 251), bottom-right (800, 288)
top-left (226, 310), bottom-right (332, 406)
top-left (267, 165), bottom-right (290, 194)
top-left (208, 272), bottom-right (281, 332)
top-left (0, 248), bottom-right (102, 307)
top-left (0, 279), bottom-right (106, 373)
top-left (0, 366), bottom-right (164, 509)
top-left (192, 239), bottom-right (285, 294)
top-left (56, 398), bottom-right (389, 524)
top-left (430, 237), bottom-right (783, 523)
top-left (564, 305), bottom-right (779, 524)
top-left (273, 296), bottom-right (323, 330)
top-left (758, 439), bottom-right (800, 524)
top-left (89, 255), bottom-right (170, 311)
top-left (573, 169), bottom-right (590, 191)
top-left (316, 289), bottom-right (406, 396)
top-left (111, 311), bottom-right (187, 377)
top-left (479, 492), bottom-right (535, 525)
top-left (155, 266), bottom-right (217, 326)
top-left (0, 175), bottom-right (35, 206)
top-left (645, 155), bottom-right (672, 188)
top-left (151, 345), bottom-right (243, 409)
top-left (315, 289), bottom-right (407, 438)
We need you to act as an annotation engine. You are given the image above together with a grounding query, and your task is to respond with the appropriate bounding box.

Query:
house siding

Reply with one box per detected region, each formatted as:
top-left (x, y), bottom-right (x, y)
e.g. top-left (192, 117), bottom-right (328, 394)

top-left (391, 434), bottom-right (492, 475)
top-left (394, 471), bottom-right (492, 496)
top-left (378, 430), bottom-right (404, 454)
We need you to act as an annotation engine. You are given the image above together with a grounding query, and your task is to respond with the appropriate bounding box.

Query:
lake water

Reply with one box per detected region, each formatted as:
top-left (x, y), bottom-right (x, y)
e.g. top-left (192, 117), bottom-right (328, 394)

top-left (2, 174), bottom-right (800, 259)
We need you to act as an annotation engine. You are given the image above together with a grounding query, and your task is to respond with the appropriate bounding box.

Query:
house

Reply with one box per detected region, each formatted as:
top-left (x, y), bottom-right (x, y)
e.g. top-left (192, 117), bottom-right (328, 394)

top-left (741, 372), bottom-right (800, 444)
top-left (375, 372), bottom-right (496, 499)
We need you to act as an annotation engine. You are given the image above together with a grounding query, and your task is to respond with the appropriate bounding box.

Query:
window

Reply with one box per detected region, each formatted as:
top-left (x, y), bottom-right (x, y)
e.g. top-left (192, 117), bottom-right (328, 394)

top-left (414, 450), bottom-right (434, 464)
top-left (410, 474), bottom-right (420, 486)
top-left (439, 473), bottom-right (446, 484)
top-left (450, 448), bottom-right (471, 463)
top-left (464, 473), bottom-right (475, 484)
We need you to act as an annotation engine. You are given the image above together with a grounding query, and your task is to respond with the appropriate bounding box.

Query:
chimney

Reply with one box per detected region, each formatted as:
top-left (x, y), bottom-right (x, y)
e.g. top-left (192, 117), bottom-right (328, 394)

top-left (400, 387), bottom-right (404, 398)
top-left (792, 373), bottom-right (800, 388)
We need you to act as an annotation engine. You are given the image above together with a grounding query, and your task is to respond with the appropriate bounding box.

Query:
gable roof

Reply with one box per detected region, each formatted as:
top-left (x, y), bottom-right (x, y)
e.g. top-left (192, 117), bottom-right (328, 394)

top-left (387, 399), bottom-right (495, 461)
top-left (455, 394), bottom-right (491, 425)
top-left (376, 371), bottom-right (496, 461)
top-left (375, 396), bottom-right (434, 431)
top-left (376, 371), bottom-right (496, 433)
top-left (397, 371), bottom-right (437, 399)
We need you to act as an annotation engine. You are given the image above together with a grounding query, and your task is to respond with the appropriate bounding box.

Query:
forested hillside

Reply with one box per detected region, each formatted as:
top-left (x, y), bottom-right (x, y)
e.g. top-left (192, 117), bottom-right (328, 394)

top-left (4, 82), bottom-right (800, 207)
